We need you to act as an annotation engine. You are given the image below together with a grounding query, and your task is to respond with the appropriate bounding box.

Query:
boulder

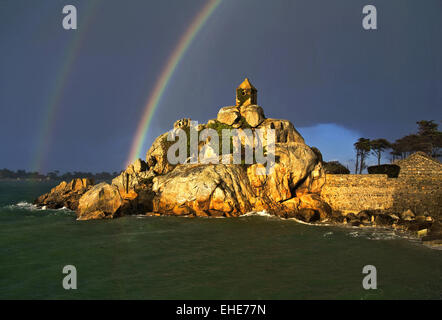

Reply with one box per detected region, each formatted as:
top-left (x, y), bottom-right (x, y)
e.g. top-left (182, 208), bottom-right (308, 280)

top-left (145, 132), bottom-right (176, 175)
top-left (133, 158), bottom-right (148, 173)
top-left (247, 142), bottom-right (320, 203)
top-left (400, 209), bottom-right (415, 221)
top-left (357, 211), bottom-right (371, 223)
top-left (152, 164), bottom-right (256, 217)
top-left (417, 229), bottom-right (428, 237)
top-left (373, 214), bottom-right (396, 226)
top-left (395, 220), bottom-right (432, 232)
top-left (358, 209), bottom-right (384, 217)
top-left (330, 211), bottom-right (346, 223)
top-left (111, 160), bottom-right (156, 214)
top-left (239, 105), bottom-right (265, 127)
top-left (113, 160), bottom-right (153, 195)
top-left (295, 161), bottom-right (326, 196)
top-left (297, 193), bottom-right (331, 220)
top-left (345, 212), bottom-right (359, 224)
top-left (280, 197), bottom-right (301, 213)
top-left (34, 178), bottom-right (94, 210)
top-left (257, 118), bottom-right (305, 145)
top-left (296, 208), bottom-right (320, 223)
top-left (217, 106), bottom-right (240, 126)
top-left (422, 221), bottom-right (442, 247)
top-left (77, 183), bottom-right (124, 220)
top-left (415, 215), bottom-right (428, 223)
top-left (422, 234), bottom-right (442, 247)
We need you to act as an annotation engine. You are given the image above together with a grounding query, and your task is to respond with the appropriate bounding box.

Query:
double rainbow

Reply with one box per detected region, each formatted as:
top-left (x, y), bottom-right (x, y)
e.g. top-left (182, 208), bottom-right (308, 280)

top-left (32, 0), bottom-right (101, 173)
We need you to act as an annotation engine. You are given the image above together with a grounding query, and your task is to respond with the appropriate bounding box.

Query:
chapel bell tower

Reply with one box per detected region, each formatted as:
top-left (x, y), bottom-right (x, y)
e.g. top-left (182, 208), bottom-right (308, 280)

top-left (236, 78), bottom-right (257, 107)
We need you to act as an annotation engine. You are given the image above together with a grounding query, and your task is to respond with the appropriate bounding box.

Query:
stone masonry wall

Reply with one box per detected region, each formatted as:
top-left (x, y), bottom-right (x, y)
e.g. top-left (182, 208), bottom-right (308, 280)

top-left (320, 153), bottom-right (442, 221)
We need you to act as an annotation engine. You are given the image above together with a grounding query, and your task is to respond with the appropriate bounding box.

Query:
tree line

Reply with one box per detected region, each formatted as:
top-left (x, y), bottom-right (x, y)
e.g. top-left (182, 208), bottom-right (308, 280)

top-left (0, 169), bottom-right (120, 182)
top-left (354, 120), bottom-right (442, 174)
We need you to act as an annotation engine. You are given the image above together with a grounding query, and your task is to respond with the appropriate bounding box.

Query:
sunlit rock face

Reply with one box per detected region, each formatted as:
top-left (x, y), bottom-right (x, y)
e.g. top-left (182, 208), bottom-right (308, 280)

top-left (35, 79), bottom-right (331, 221)
top-left (217, 106), bottom-right (240, 126)
top-left (239, 105), bottom-right (265, 127)
top-left (247, 142), bottom-right (320, 204)
top-left (145, 132), bottom-right (176, 175)
top-left (217, 104), bottom-right (265, 128)
top-left (77, 183), bottom-right (124, 220)
top-left (152, 164), bottom-right (255, 217)
top-left (142, 77), bottom-right (328, 218)
top-left (147, 139), bottom-right (327, 218)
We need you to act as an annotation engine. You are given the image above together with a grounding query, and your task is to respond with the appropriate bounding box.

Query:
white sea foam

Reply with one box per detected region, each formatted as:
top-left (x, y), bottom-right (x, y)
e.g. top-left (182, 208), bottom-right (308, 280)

top-left (7, 201), bottom-right (40, 211)
top-left (323, 231), bottom-right (333, 237)
top-left (287, 217), bottom-right (336, 227)
top-left (345, 228), bottom-right (420, 242)
top-left (287, 217), bottom-right (312, 225)
top-left (241, 210), bottom-right (274, 217)
top-left (367, 231), bottom-right (400, 241)
top-left (5, 201), bottom-right (72, 212)
top-left (422, 243), bottom-right (442, 251)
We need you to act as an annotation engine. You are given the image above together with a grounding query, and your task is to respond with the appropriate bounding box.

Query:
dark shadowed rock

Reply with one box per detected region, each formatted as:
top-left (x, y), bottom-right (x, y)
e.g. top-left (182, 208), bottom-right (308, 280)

top-left (422, 221), bottom-right (442, 247)
top-left (296, 208), bottom-right (320, 223)
top-left (345, 212), bottom-right (359, 224)
top-left (329, 211), bottom-right (346, 223)
top-left (34, 178), bottom-right (94, 210)
top-left (396, 220), bottom-right (433, 232)
top-left (357, 211), bottom-right (371, 223)
top-left (400, 209), bottom-right (415, 221)
top-left (374, 214), bottom-right (397, 226)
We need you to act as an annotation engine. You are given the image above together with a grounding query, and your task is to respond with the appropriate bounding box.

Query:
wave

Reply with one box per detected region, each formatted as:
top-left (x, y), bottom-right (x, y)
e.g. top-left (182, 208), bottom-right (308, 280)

top-left (241, 210), bottom-right (274, 218)
top-left (5, 201), bottom-right (41, 211)
top-left (241, 213), bottom-right (435, 249)
top-left (4, 201), bottom-right (72, 212)
top-left (346, 228), bottom-right (421, 243)
top-left (323, 231), bottom-right (334, 237)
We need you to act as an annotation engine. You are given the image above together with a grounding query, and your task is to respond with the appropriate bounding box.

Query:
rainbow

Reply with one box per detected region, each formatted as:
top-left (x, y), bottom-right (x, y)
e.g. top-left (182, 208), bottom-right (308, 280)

top-left (31, 1), bottom-right (101, 173)
top-left (125, 0), bottom-right (222, 166)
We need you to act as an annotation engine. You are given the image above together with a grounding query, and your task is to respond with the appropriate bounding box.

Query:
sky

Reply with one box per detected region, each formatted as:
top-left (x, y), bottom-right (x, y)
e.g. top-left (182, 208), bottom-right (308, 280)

top-left (0, 0), bottom-right (441, 173)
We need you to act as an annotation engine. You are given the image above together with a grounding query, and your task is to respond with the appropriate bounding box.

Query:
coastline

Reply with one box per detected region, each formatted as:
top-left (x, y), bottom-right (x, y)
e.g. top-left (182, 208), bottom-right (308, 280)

top-left (6, 199), bottom-right (441, 250)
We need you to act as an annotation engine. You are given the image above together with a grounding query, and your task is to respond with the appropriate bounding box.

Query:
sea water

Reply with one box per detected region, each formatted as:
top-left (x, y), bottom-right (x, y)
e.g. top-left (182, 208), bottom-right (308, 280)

top-left (0, 181), bottom-right (441, 299)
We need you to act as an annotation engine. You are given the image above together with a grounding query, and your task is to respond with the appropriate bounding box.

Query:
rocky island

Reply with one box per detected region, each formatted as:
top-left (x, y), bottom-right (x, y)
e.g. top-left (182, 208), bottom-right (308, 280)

top-left (35, 79), bottom-right (442, 246)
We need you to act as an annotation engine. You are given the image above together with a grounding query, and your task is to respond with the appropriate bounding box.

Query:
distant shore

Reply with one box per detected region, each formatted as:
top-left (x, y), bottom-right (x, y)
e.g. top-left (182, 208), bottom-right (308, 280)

top-left (0, 169), bottom-right (120, 182)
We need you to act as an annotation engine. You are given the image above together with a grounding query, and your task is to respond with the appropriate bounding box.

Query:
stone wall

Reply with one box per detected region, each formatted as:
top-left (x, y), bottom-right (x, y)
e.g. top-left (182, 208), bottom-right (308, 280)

top-left (320, 152), bottom-right (442, 221)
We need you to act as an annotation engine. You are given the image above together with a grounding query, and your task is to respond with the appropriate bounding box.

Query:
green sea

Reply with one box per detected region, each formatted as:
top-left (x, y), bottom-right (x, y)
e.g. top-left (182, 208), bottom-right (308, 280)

top-left (0, 181), bottom-right (441, 300)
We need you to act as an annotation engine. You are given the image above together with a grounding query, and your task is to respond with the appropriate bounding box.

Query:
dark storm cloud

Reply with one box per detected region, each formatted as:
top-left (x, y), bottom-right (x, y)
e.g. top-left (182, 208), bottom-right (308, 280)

top-left (0, 0), bottom-right (441, 173)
